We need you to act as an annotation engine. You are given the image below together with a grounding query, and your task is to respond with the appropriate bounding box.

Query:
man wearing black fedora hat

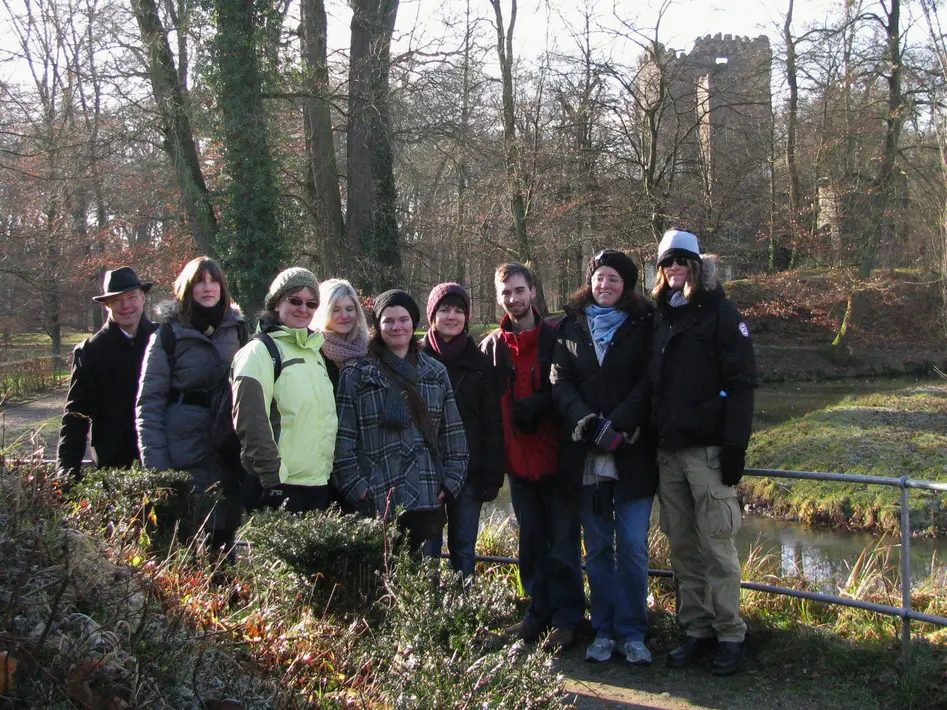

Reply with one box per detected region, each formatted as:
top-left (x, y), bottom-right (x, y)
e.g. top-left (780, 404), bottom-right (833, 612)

top-left (57, 266), bottom-right (159, 480)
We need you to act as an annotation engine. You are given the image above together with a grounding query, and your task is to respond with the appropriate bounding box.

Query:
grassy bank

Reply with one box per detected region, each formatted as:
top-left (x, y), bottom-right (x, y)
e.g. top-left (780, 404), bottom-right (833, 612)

top-left (745, 384), bottom-right (947, 534)
top-left (1, 462), bottom-right (943, 708)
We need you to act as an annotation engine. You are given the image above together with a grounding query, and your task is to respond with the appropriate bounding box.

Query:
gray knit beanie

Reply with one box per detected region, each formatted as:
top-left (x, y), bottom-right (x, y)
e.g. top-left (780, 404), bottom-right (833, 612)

top-left (657, 229), bottom-right (701, 266)
top-left (265, 267), bottom-right (320, 311)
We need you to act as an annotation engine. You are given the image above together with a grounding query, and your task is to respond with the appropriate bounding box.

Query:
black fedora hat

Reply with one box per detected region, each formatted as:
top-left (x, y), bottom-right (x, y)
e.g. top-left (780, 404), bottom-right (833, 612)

top-left (93, 266), bottom-right (153, 303)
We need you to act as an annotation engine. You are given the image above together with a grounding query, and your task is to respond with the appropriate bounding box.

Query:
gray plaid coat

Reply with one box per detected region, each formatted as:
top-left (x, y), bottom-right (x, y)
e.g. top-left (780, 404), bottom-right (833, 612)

top-left (332, 351), bottom-right (468, 517)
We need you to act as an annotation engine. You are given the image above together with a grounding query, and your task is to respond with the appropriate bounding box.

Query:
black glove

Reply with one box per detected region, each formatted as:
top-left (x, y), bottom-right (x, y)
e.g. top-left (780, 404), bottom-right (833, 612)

top-left (573, 413), bottom-right (600, 443)
top-left (242, 477), bottom-right (287, 511)
top-left (513, 395), bottom-right (548, 432)
top-left (719, 445), bottom-right (746, 486)
top-left (356, 492), bottom-right (376, 518)
top-left (57, 466), bottom-right (83, 482)
top-left (479, 482), bottom-right (502, 502)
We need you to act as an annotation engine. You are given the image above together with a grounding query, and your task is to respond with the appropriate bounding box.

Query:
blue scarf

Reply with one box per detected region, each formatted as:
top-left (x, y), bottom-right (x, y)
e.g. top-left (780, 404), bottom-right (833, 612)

top-left (585, 304), bottom-right (628, 364)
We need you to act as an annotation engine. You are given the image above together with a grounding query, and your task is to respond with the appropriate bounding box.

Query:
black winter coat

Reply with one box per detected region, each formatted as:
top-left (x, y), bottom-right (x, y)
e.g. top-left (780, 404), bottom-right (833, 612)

top-left (57, 317), bottom-right (159, 471)
top-left (650, 283), bottom-right (758, 451)
top-left (421, 333), bottom-right (505, 490)
top-left (551, 297), bottom-right (658, 500)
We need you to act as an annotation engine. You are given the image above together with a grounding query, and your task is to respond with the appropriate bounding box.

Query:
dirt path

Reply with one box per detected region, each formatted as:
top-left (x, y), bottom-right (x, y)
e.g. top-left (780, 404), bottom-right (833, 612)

top-left (0, 389), bottom-right (68, 457)
top-left (554, 638), bottom-right (878, 710)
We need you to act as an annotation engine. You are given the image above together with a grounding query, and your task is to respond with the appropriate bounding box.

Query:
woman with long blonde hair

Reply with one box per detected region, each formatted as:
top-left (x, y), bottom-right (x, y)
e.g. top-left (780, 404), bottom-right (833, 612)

top-left (312, 278), bottom-right (369, 388)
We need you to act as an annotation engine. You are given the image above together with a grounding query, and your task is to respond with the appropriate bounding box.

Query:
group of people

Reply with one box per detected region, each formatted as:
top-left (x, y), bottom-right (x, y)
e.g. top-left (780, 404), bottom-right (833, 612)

top-left (57, 228), bottom-right (757, 676)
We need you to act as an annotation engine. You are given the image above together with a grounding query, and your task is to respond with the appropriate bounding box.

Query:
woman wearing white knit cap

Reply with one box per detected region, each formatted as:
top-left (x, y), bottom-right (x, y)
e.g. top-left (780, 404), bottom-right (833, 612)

top-left (231, 267), bottom-right (338, 513)
top-left (649, 229), bottom-right (758, 676)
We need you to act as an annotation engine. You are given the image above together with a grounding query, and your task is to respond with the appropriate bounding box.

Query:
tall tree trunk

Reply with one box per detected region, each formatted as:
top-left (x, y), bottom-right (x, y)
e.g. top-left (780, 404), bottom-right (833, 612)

top-left (212, 0), bottom-right (286, 313)
top-left (783, 0), bottom-right (802, 270)
top-left (488, 0), bottom-right (547, 314)
top-left (347, 0), bottom-right (401, 291)
top-left (300, 0), bottom-right (345, 274)
top-left (131, 0), bottom-right (217, 256)
top-left (860, 0), bottom-right (902, 279)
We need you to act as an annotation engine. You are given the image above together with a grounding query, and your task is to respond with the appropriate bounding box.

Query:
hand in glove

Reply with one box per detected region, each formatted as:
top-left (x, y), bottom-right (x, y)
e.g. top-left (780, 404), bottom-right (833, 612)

top-left (573, 413), bottom-right (600, 443)
top-left (719, 445), bottom-right (746, 486)
top-left (56, 466), bottom-right (83, 483)
top-left (623, 427), bottom-right (641, 446)
top-left (479, 482), bottom-right (502, 502)
top-left (356, 490), bottom-right (375, 518)
top-left (594, 418), bottom-right (623, 452)
top-left (513, 395), bottom-right (547, 432)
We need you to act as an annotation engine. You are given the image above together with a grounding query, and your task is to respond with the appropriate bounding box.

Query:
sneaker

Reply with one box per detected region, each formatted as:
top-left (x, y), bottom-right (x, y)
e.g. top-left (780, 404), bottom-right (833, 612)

top-left (504, 617), bottom-right (546, 643)
top-left (585, 637), bottom-right (616, 662)
top-left (541, 625), bottom-right (575, 653)
top-left (622, 640), bottom-right (652, 666)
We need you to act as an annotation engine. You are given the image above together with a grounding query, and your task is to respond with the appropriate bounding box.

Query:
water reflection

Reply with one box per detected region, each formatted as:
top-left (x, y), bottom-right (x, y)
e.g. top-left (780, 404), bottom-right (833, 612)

top-left (485, 489), bottom-right (946, 588)
top-left (739, 515), bottom-right (946, 589)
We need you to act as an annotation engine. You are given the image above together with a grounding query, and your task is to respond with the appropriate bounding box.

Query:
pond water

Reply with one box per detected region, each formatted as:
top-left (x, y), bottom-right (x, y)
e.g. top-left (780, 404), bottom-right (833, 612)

top-left (486, 376), bottom-right (947, 587)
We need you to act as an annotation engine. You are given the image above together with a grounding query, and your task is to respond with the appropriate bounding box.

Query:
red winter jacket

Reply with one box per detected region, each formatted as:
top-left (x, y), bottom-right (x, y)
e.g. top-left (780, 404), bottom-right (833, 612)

top-left (479, 310), bottom-right (561, 481)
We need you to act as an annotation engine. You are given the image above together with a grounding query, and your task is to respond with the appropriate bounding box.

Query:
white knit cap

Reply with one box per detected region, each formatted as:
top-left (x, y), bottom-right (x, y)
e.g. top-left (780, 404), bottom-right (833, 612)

top-left (657, 230), bottom-right (700, 266)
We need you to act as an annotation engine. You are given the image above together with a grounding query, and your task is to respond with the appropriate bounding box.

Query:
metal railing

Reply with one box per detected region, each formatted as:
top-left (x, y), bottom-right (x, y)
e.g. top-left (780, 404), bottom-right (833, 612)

top-left (35, 458), bottom-right (947, 663)
top-left (472, 467), bottom-right (947, 665)
top-left (735, 468), bottom-right (947, 664)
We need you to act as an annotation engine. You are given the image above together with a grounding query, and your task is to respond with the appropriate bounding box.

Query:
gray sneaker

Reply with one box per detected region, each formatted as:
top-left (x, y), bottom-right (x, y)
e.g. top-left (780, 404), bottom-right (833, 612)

top-left (585, 637), bottom-right (616, 662)
top-left (623, 640), bottom-right (652, 666)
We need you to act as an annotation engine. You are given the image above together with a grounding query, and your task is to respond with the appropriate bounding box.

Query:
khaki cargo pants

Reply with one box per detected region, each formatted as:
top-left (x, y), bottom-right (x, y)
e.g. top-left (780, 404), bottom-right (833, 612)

top-left (658, 446), bottom-right (747, 643)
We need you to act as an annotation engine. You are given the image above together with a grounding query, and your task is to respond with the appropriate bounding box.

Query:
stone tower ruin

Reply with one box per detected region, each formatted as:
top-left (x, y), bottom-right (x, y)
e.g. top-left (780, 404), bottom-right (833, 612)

top-left (642, 34), bottom-right (773, 264)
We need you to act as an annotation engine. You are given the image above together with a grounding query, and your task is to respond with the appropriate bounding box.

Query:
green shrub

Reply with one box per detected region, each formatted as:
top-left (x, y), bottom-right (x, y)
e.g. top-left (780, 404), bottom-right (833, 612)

top-left (67, 466), bottom-right (198, 553)
top-left (239, 507), bottom-right (388, 610)
top-left (367, 554), bottom-right (567, 709)
top-left (0, 356), bottom-right (64, 401)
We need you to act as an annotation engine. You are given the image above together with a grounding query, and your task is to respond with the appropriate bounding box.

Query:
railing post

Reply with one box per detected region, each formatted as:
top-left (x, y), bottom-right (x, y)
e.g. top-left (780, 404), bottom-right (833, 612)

top-left (899, 478), bottom-right (911, 666)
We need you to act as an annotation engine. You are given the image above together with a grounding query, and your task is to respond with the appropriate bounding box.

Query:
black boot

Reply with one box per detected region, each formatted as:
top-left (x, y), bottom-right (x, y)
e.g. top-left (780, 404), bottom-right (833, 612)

top-left (711, 640), bottom-right (746, 676)
top-left (666, 636), bottom-right (717, 669)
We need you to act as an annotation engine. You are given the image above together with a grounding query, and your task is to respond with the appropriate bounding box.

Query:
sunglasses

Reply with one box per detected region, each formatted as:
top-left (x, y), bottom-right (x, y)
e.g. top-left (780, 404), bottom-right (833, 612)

top-left (661, 257), bottom-right (691, 268)
top-left (286, 296), bottom-right (319, 310)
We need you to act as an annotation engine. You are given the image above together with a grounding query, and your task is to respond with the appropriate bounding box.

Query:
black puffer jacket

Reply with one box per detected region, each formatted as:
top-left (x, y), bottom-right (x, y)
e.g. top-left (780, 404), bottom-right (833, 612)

top-left (649, 257), bottom-right (758, 451)
top-left (551, 294), bottom-right (658, 500)
top-left (421, 333), bottom-right (505, 491)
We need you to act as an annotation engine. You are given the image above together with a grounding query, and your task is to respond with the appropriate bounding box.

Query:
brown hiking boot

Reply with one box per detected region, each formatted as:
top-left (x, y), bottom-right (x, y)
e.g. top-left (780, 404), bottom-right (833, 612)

top-left (541, 625), bottom-right (575, 653)
top-left (504, 617), bottom-right (547, 643)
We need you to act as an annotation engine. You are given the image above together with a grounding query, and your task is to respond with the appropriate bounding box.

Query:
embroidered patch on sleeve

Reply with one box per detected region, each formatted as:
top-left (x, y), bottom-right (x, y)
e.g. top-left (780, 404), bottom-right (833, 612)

top-left (738, 322), bottom-right (750, 338)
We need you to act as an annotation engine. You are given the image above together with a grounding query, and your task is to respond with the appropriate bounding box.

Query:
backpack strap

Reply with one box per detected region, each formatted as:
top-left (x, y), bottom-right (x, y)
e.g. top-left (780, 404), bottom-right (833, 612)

top-left (159, 322), bottom-right (177, 370)
top-left (236, 321), bottom-right (249, 348)
top-left (252, 331), bottom-right (282, 381)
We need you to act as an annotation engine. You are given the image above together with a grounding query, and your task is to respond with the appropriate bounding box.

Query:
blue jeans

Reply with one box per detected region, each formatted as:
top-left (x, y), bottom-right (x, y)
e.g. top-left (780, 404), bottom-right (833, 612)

top-left (508, 473), bottom-right (585, 629)
top-left (581, 481), bottom-right (653, 643)
top-left (424, 477), bottom-right (482, 576)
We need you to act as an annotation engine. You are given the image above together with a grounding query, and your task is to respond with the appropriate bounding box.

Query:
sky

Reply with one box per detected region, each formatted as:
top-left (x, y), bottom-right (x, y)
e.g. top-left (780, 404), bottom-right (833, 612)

top-left (324, 0), bottom-right (827, 60)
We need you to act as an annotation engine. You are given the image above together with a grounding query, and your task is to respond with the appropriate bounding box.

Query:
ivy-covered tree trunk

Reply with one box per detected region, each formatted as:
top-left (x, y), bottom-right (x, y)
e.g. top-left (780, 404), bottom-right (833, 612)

top-left (347, 0), bottom-right (401, 292)
top-left (212, 0), bottom-right (286, 313)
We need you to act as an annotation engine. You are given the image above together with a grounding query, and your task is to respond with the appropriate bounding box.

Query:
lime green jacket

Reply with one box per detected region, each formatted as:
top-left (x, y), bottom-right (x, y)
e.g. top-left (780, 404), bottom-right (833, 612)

top-left (231, 325), bottom-right (338, 488)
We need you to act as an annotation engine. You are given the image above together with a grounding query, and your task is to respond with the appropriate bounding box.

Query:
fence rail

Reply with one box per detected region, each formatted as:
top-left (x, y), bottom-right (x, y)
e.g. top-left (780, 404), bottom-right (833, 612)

top-left (37, 459), bottom-right (947, 663)
top-left (470, 467), bottom-right (947, 664)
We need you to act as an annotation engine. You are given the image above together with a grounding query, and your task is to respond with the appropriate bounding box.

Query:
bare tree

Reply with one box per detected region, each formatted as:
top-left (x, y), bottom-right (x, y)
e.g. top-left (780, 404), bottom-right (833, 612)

top-left (130, 0), bottom-right (217, 256)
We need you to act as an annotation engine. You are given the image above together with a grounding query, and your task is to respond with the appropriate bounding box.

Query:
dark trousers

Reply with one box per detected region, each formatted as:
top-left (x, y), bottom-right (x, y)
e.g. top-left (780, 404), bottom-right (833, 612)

top-left (397, 509), bottom-right (438, 559)
top-left (423, 477), bottom-right (482, 577)
top-left (508, 473), bottom-right (585, 629)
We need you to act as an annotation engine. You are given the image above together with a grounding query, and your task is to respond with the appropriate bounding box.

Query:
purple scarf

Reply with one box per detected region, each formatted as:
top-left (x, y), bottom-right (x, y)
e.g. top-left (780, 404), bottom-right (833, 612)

top-left (425, 330), bottom-right (468, 366)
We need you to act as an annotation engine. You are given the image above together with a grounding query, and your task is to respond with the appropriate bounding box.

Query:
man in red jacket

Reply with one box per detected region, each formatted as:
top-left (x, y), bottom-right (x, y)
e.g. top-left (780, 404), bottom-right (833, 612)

top-left (480, 263), bottom-right (585, 651)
